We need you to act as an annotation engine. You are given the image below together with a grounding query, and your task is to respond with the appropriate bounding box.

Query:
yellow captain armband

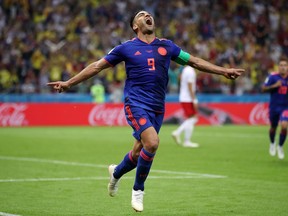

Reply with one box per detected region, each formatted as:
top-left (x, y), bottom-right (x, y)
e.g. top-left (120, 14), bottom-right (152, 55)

top-left (174, 50), bottom-right (190, 65)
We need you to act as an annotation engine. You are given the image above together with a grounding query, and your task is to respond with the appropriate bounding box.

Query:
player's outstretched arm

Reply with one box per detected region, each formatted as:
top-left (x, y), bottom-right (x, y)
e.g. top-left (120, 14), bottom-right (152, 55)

top-left (261, 80), bottom-right (282, 92)
top-left (47, 58), bottom-right (111, 93)
top-left (187, 55), bottom-right (245, 80)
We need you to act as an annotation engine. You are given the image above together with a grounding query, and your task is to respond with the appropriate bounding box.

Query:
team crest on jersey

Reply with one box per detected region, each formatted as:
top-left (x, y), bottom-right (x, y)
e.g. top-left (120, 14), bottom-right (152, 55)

top-left (139, 117), bottom-right (147, 125)
top-left (158, 47), bottom-right (167, 56)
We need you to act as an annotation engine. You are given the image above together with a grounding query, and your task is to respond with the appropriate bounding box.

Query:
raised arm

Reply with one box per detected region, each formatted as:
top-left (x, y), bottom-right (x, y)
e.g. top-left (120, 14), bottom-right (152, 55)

top-left (47, 58), bottom-right (111, 93)
top-left (187, 55), bottom-right (245, 80)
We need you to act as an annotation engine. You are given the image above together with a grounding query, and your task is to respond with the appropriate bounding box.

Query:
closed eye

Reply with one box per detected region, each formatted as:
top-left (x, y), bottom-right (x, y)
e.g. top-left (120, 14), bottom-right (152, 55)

top-left (136, 12), bottom-right (145, 18)
top-left (135, 12), bottom-right (151, 19)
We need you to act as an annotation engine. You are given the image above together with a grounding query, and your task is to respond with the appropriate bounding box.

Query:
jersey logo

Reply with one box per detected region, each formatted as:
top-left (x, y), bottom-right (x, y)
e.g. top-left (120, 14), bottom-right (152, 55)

top-left (146, 50), bottom-right (153, 53)
top-left (134, 51), bottom-right (142, 56)
top-left (158, 47), bottom-right (167, 56)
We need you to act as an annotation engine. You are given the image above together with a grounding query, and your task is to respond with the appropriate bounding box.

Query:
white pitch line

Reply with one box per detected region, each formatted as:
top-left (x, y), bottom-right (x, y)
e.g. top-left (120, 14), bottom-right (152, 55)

top-left (0, 212), bottom-right (22, 216)
top-left (0, 156), bottom-right (107, 169)
top-left (0, 176), bottom-right (123, 183)
top-left (0, 156), bottom-right (227, 178)
top-left (150, 169), bottom-right (225, 178)
top-left (0, 174), bottom-right (225, 183)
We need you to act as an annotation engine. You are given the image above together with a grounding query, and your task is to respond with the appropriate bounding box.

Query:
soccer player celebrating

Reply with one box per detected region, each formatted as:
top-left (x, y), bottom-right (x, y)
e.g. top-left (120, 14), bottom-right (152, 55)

top-left (262, 58), bottom-right (288, 159)
top-left (47, 11), bottom-right (244, 212)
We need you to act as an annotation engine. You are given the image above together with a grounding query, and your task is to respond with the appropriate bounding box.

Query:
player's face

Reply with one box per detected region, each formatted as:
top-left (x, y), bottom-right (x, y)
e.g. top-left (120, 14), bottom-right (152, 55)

top-left (133, 11), bottom-right (155, 34)
top-left (279, 60), bottom-right (287, 76)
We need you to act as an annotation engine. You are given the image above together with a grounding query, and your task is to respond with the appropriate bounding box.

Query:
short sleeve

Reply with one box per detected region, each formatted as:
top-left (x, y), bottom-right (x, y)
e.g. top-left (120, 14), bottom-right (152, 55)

top-left (264, 75), bottom-right (275, 86)
top-left (184, 66), bottom-right (195, 83)
top-left (168, 41), bottom-right (181, 60)
top-left (104, 45), bottom-right (125, 66)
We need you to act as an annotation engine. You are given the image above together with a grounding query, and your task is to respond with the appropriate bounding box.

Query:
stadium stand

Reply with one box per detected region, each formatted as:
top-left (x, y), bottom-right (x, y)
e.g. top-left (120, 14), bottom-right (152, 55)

top-left (0, 0), bottom-right (287, 97)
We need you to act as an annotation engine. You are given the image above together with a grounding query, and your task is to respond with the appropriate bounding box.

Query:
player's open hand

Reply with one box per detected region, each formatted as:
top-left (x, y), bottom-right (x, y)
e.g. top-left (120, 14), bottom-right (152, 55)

top-left (224, 68), bottom-right (245, 80)
top-left (47, 81), bottom-right (70, 93)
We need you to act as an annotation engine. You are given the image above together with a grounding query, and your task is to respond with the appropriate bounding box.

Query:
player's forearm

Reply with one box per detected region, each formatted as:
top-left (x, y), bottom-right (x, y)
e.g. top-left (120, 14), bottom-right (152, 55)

top-left (262, 85), bottom-right (271, 92)
top-left (67, 63), bottom-right (98, 87)
top-left (262, 80), bottom-right (282, 92)
top-left (188, 56), bottom-right (227, 76)
top-left (67, 59), bottom-right (109, 87)
top-left (261, 84), bottom-right (278, 92)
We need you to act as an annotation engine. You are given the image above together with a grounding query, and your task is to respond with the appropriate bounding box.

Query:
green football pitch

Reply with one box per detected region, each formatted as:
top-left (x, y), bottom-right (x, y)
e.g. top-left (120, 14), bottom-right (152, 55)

top-left (0, 125), bottom-right (287, 216)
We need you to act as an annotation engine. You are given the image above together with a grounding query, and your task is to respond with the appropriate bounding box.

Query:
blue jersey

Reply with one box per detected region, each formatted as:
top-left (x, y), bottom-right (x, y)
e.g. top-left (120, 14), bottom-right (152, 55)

top-left (264, 72), bottom-right (288, 112)
top-left (104, 37), bottom-right (181, 112)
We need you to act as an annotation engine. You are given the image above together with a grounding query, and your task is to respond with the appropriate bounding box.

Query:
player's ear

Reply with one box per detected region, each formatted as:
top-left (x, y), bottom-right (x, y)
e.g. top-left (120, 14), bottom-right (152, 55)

top-left (133, 24), bottom-right (138, 32)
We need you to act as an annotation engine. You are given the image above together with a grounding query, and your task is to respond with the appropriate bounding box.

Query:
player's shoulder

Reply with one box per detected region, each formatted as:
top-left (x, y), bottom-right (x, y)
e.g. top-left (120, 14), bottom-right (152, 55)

top-left (120, 38), bottom-right (137, 45)
top-left (270, 71), bottom-right (279, 76)
top-left (182, 66), bottom-right (195, 77)
top-left (156, 37), bottom-right (174, 44)
top-left (157, 37), bottom-right (170, 41)
top-left (183, 65), bottom-right (195, 73)
top-left (110, 38), bottom-right (137, 53)
top-left (267, 71), bottom-right (280, 79)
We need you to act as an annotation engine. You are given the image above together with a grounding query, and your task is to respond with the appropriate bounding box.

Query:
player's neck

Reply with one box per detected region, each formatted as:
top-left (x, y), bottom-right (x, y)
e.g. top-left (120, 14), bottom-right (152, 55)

top-left (137, 33), bottom-right (156, 44)
top-left (279, 72), bottom-right (287, 78)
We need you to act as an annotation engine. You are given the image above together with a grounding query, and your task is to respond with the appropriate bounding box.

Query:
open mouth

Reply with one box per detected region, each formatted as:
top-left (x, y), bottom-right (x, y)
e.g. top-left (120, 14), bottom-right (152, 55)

top-left (145, 18), bottom-right (152, 25)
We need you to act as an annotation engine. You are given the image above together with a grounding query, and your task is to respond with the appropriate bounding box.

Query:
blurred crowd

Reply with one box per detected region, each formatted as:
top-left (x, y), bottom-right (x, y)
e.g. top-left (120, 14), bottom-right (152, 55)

top-left (0, 0), bottom-right (287, 98)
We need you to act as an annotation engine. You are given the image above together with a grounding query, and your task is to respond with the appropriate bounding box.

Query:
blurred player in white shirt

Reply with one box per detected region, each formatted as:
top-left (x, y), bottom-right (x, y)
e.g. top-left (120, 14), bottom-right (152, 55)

top-left (172, 65), bottom-right (199, 148)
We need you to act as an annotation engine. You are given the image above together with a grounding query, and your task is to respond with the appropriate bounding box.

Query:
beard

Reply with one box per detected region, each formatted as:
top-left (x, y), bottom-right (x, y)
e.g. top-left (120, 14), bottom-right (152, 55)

top-left (142, 23), bottom-right (155, 34)
top-left (143, 28), bottom-right (154, 34)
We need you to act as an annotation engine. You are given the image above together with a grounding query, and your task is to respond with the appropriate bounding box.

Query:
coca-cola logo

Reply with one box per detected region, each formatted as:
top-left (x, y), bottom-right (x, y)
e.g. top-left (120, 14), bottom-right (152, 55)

top-left (88, 104), bottom-right (127, 126)
top-left (249, 103), bottom-right (269, 125)
top-left (0, 103), bottom-right (28, 126)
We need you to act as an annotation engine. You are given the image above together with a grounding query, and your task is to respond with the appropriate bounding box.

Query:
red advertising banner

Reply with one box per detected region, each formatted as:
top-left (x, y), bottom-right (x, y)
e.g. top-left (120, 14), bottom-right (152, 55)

top-left (0, 102), bottom-right (269, 127)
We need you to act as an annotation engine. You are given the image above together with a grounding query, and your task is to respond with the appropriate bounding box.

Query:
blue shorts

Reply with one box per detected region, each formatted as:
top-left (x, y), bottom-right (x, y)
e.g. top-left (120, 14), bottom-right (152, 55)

top-left (269, 107), bottom-right (286, 127)
top-left (124, 105), bottom-right (164, 141)
top-left (280, 109), bottom-right (288, 122)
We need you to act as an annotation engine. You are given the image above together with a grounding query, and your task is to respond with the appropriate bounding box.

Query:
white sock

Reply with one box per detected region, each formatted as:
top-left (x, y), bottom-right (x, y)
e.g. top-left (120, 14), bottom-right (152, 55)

top-left (174, 120), bottom-right (186, 135)
top-left (183, 117), bottom-right (197, 143)
top-left (174, 117), bottom-right (197, 135)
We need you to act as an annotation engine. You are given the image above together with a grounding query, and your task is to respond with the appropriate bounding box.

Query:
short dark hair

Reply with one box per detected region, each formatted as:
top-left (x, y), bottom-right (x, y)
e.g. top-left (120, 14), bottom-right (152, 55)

top-left (129, 10), bottom-right (142, 34)
top-left (279, 56), bottom-right (288, 63)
